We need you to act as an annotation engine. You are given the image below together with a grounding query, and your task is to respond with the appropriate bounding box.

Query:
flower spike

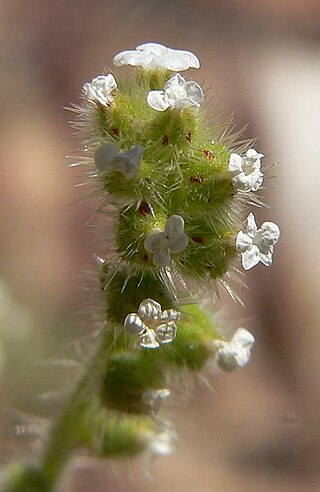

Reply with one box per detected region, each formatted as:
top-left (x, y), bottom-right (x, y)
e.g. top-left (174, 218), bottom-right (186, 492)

top-left (113, 42), bottom-right (200, 71)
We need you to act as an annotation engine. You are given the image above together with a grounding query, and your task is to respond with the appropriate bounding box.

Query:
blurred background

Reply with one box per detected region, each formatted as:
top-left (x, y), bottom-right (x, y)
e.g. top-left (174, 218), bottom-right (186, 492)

top-left (1, 0), bottom-right (320, 490)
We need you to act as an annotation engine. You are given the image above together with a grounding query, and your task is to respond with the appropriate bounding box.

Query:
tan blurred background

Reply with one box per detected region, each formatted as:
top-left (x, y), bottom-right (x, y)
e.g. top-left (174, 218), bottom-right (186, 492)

top-left (1, 1), bottom-right (320, 491)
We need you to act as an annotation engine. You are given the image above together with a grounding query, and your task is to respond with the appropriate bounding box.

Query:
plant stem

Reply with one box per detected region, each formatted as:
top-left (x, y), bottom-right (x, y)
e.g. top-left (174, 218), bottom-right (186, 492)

top-left (40, 333), bottom-right (109, 488)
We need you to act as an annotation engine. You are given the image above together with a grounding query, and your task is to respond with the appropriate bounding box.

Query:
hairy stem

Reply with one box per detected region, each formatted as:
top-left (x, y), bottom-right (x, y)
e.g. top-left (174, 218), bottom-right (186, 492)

top-left (40, 333), bottom-right (109, 487)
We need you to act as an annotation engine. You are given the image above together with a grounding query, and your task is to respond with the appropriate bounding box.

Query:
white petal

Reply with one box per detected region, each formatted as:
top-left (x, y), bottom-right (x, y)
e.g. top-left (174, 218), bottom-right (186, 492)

top-left (138, 298), bottom-right (162, 322)
top-left (83, 75), bottom-right (117, 106)
top-left (236, 231), bottom-right (252, 252)
top-left (232, 328), bottom-right (255, 349)
top-left (147, 428), bottom-right (178, 456)
top-left (114, 43), bottom-right (200, 71)
top-left (161, 309), bottom-right (181, 322)
top-left (163, 75), bottom-right (203, 109)
top-left (164, 73), bottom-right (185, 90)
top-left (259, 250), bottom-right (274, 267)
top-left (167, 232), bottom-right (189, 253)
top-left (138, 43), bottom-right (200, 71)
top-left (165, 215), bottom-right (185, 237)
top-left (250, 171), bottom-right (264, 191)
top-left (147, 91), bottom-right (169, 111)
top-left (234, 348), bottom-right (252, 368)
top-left (215, 329), bottom-right (254, 372)
top-left (241, 245), bottom-right (260, 270)
top-left (94, 143), bottom-right (119, 172)
top-left (232, 170), bottom-right (263, 192)
top-left (229, 153), bottom-right (243, 173)
top-left (246, 148), bottom-right (264, 161)
top-left (114, 145), bottom-right (144, 178)
top-left (152, 248), bottom-right (171, 267)
top-left (122, 145), bottom-right (144, 168)
top-left (113, 50), bottom-right (152, 68)
top-left (156, 321), bottom-right (177, 344)
top-left (139, 328), bottom-right (160, 349)
top-left (216, 347), bottom-right (242, 372)
top-left (258, 222), bottom-right (280, 246)
top-left (245, 212), bottom-right (258, 236)
top-left (144, 233), bottom-right (162, 254)
top-left (124, 313), bottom-right (145, 335)
top-left (184, 80), bottom-right (204, 105)
top-left (142, 388), bottom-right (171, 412)
top-left (162, 49), bottom-right (200, 71)
top-left (136, 43), bottom-right (168, 56)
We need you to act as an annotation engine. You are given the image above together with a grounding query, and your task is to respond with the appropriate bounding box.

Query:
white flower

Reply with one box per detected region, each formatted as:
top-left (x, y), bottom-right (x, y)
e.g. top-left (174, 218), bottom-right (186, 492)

top-left (229, 148), bottom-right (264, 192)
top-left (124, 298), bottom-right (180, 349)
top-left (94, 143), bottom-right (144, 179)
top-left (82, 74), bottom-right (117, 106)
top-left (145, 427), bottom-right (178, 456)
top-left (147, 73), bottom-right (204, 112)
top-left (144, 215), bottom-right (188, 267)
top-left (214, 328), bottom-right (255, 372)
top-left (236, 213), bottom-right (280, 270)
top-left (113, 42), bottom-right (200, 71)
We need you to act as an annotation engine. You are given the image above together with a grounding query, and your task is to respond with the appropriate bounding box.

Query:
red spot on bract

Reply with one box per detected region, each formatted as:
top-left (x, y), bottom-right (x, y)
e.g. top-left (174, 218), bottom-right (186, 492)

top-left (138, 201), bottom-right (151, 215)
top-left (190, 175), bottom-right (203, 183)
top-left (162, 134), bottom-right (169, 146)
top-left (201, 149), bottom-right (213, 159)
top-left (112, 128), bottom-right (120, 136)
top-left (192, 236), bottom-right (204, 244)
top-left (142, 254), bottom-right (149, 263)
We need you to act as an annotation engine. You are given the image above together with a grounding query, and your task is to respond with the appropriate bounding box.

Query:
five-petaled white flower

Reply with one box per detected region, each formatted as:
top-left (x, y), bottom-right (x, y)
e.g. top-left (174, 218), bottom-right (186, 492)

top-left (236, 212), bottom-right (280, 270)
top-left (124, 298), bottom-right (180, 349)
top-left (144, 215), bottom-right (188, 267)
top-left (147, 73), bottom-right (204, 112)
top-left (83, 74), bottom-right (117, 106)
top-left (94, 143), bottom-right (144, 179)
top-left (214, 328), bottom-right (255, 372)
top-left (229, 148), bottom-right (264, 192)
top-left (113, 42), bottom-right (200, 71)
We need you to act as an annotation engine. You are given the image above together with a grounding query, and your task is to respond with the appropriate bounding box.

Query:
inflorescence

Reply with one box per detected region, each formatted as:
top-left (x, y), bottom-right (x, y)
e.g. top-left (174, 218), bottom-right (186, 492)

top-left (1, 43), bottom-right (280, 491)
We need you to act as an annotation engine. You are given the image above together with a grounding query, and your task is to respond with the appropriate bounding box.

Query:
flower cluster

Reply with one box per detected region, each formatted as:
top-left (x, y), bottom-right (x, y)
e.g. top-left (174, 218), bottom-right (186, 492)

top-left (5, 42), bottom-right (282, 492)
top-left (124, 298), bottom-right (181, 348)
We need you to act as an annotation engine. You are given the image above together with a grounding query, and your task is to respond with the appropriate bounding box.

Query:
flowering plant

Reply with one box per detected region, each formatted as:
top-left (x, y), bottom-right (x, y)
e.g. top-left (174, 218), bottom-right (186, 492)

top-left (1, 42), bottom-right (280, 491)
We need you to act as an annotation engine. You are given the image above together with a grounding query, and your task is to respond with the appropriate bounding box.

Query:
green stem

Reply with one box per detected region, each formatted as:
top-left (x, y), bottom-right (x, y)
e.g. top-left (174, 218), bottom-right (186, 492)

top-left (40, 334), bottom-right (109, 488)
